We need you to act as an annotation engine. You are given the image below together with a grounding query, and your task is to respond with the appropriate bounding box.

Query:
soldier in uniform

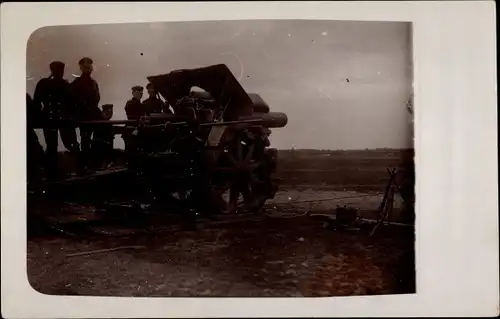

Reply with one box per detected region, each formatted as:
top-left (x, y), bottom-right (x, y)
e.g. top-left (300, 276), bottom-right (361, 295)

top-left (26, 93), bottom-right (44, 184)
top-left (125, 85), bottom-right (145, 120)
top-left (122, 86), bottom-right (145, 165)
top-left (71, 57), bottom-right (101, 172)
top-left (91, 104), bottom-right (115, 169)
top-left (33, 61), bottom-right (81, 179)
top-left (142, 82), bottom-right (170, 115)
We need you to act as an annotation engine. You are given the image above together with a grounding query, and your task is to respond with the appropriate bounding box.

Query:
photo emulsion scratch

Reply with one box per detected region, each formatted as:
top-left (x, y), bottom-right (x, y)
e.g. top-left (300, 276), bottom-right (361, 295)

top-left (25, 20), bottom-right (415, 298)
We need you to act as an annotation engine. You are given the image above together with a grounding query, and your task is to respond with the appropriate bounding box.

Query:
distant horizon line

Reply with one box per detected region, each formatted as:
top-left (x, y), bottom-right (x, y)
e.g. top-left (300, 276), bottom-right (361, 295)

top-left (53, 146), bottom-right (414, 154)
top-left (276, 147), bottom-right (414, 151)
top-left (58, 147), bottom-right (414, 153)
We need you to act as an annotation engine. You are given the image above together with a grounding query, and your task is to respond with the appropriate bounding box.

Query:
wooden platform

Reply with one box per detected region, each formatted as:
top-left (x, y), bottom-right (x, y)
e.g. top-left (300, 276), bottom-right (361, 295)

top-left (28, 167), bottom-right (129, 193)
top-left (54, 167), bottom-right (128, 184)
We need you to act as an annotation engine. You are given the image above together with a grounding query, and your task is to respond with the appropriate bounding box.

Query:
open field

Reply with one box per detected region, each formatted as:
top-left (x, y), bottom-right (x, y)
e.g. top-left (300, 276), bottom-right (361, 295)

top-left (50, 148), bottom-right (413, 190)
top-left (27, 148), bottom-right (415, 297)
top-left (277, 148), bottom-right (412, 188)
top-left (28, 217), bottom-right (414, 297)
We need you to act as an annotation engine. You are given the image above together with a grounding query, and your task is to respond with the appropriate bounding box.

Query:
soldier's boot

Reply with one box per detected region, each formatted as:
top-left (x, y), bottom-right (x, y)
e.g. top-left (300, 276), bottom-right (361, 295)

top-left (27, 137), bottom-right (44, 187)
top-left (182, 208), bottom-right (198, 231)
top-left (67, 149), bottom-right (83, 177)
top-left (43, 127), bottom-right (60, 180)
top-left (79, 131), bottom-right (93, 173)
top-left (45, 150), bottom-right (59, 181)
top-left (75, 151), bottom-right (87, 176)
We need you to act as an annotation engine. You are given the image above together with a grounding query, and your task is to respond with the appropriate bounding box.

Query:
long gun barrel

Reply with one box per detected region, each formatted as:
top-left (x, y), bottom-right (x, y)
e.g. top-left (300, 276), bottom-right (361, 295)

top-left (57, 112), bottom-right (288, 129)
top-left (76, 118), bottom-right (263, 127)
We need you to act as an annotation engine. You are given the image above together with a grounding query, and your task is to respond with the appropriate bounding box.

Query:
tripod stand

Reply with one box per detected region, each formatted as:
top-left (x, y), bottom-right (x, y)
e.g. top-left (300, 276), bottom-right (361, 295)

top-left (370, 168), bottom-right (398, 237)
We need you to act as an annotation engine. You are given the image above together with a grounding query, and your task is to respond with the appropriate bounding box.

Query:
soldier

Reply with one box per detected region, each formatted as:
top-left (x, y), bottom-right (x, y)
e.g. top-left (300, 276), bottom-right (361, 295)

top-left (142, 82), bottom-right (170, 115)
top-left (125, 85), bottom-right (145, 120)
top-left (26, 93), bottom-right (44, 185)
top-left (122, 86), bottom-right (144, 165)
top-left (91, 104), bottom-right (115, 169)
top-left (33, 61), bottom-right (81, 179)
top-left (71, 57), bottom-right (101, 172)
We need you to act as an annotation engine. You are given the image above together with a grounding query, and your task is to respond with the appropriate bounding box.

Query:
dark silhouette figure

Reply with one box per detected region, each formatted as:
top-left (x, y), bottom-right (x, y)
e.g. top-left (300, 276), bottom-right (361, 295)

top-left (122, 86), bottom-right (145, 165)
top-left (33, 61), bottom-right (81, 179)
top-left (142, 82), bottom-right (169, 115)
top-left (91, 104), bottom-right (115, 170)
top-left (399, 150), bottom-right (415, 224)
top-left (26, 93), bottom-right (45, 185)
top-left (125, 86), bottom-right (145, 120)
top-left (71, 57), bottom-right (101, 172)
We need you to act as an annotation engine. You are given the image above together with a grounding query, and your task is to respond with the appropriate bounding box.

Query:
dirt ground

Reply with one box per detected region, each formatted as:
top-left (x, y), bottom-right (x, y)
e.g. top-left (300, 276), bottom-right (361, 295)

top-left (28, 214), bottom-right (414, 297)
top-left (27, 149), bottom-right (415, 297)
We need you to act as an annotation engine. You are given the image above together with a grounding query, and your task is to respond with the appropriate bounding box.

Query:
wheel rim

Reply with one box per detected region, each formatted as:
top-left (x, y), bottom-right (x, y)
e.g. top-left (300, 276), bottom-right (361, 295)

top-left (213, 134), bottom-right (267, 214)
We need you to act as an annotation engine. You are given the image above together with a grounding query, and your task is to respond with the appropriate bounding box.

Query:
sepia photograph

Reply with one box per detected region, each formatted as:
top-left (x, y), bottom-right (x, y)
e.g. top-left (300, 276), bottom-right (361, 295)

top-left (2, 1), bottom-right (498, 318)
top-left (25, 19), bottom-right (416, 297)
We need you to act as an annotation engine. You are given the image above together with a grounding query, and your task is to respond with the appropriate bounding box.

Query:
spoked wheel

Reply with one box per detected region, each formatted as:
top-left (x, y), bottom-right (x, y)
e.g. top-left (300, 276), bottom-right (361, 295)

top-left (212, 132), bottom-right (273, 214)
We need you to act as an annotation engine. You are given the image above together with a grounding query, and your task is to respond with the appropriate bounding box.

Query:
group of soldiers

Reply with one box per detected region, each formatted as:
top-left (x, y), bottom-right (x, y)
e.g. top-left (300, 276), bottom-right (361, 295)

top-left (27, 57), bottom-right (171, 184)
top-left (125, 83), bottom-right (172, 120)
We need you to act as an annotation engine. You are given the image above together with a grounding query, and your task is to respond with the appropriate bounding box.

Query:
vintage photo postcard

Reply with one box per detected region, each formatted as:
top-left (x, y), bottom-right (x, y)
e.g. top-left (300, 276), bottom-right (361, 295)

top-left (1, 1), bottom-right (498, 318)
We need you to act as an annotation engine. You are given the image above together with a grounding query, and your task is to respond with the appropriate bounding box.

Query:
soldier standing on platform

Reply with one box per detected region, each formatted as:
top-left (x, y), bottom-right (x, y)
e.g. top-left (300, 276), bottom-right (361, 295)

top-left (142, 82), bottom-right (170, 115)
top-left (33, 61), bottom-right (81, 180)
top-left (91, 104), bottom-right (115, 170)
top-left (26, 93), bottom-right (45, 184)
top-left (123, 86), bottom-right (145, 167)
top-left (125, 85), bottom-right (145, 120)
top-left (71, 57), bottom-right (101, 172)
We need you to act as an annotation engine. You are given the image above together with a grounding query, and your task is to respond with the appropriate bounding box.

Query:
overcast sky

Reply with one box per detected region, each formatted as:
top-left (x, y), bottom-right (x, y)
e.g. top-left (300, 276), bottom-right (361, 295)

top-left (27, 20), bottom-right (413, 150)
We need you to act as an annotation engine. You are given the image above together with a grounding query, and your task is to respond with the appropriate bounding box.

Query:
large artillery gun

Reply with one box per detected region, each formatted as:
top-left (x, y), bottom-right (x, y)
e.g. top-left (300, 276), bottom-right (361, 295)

top-left (80, 64), bottom-right (288, 217)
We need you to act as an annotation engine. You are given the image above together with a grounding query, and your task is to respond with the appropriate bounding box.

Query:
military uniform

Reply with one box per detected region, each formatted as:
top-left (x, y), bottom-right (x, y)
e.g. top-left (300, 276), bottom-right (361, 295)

top-left (143, 82), bottom-right (170, 115)
top-left (123, 86), bottom-right (145, 166)
top-left (125, 86), bottom-right (146, 120)
top-left (33, 70), bottom-right (80, 178)
top-left (125, 98), bottom-right (145, 120)
top-left (142, 96), bottom-right (168, 115)
top-left (91, 104), bottom-right (115, 169)
top-left (26, 93), bottom-right (44, 184)
top-left (71, 76), bottom-right (100, 138)
top-left (71, 57), bottom-right (101, 171)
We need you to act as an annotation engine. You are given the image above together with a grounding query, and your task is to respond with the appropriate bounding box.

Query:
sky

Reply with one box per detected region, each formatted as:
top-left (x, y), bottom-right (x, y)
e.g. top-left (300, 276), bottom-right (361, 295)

top-left (26, 20), bottom-right (413, 150)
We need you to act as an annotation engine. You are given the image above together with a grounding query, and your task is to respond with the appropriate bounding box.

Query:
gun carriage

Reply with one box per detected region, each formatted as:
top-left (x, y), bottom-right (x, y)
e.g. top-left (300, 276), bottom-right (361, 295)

top-left (78, 64), bottom-right (288, 217)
